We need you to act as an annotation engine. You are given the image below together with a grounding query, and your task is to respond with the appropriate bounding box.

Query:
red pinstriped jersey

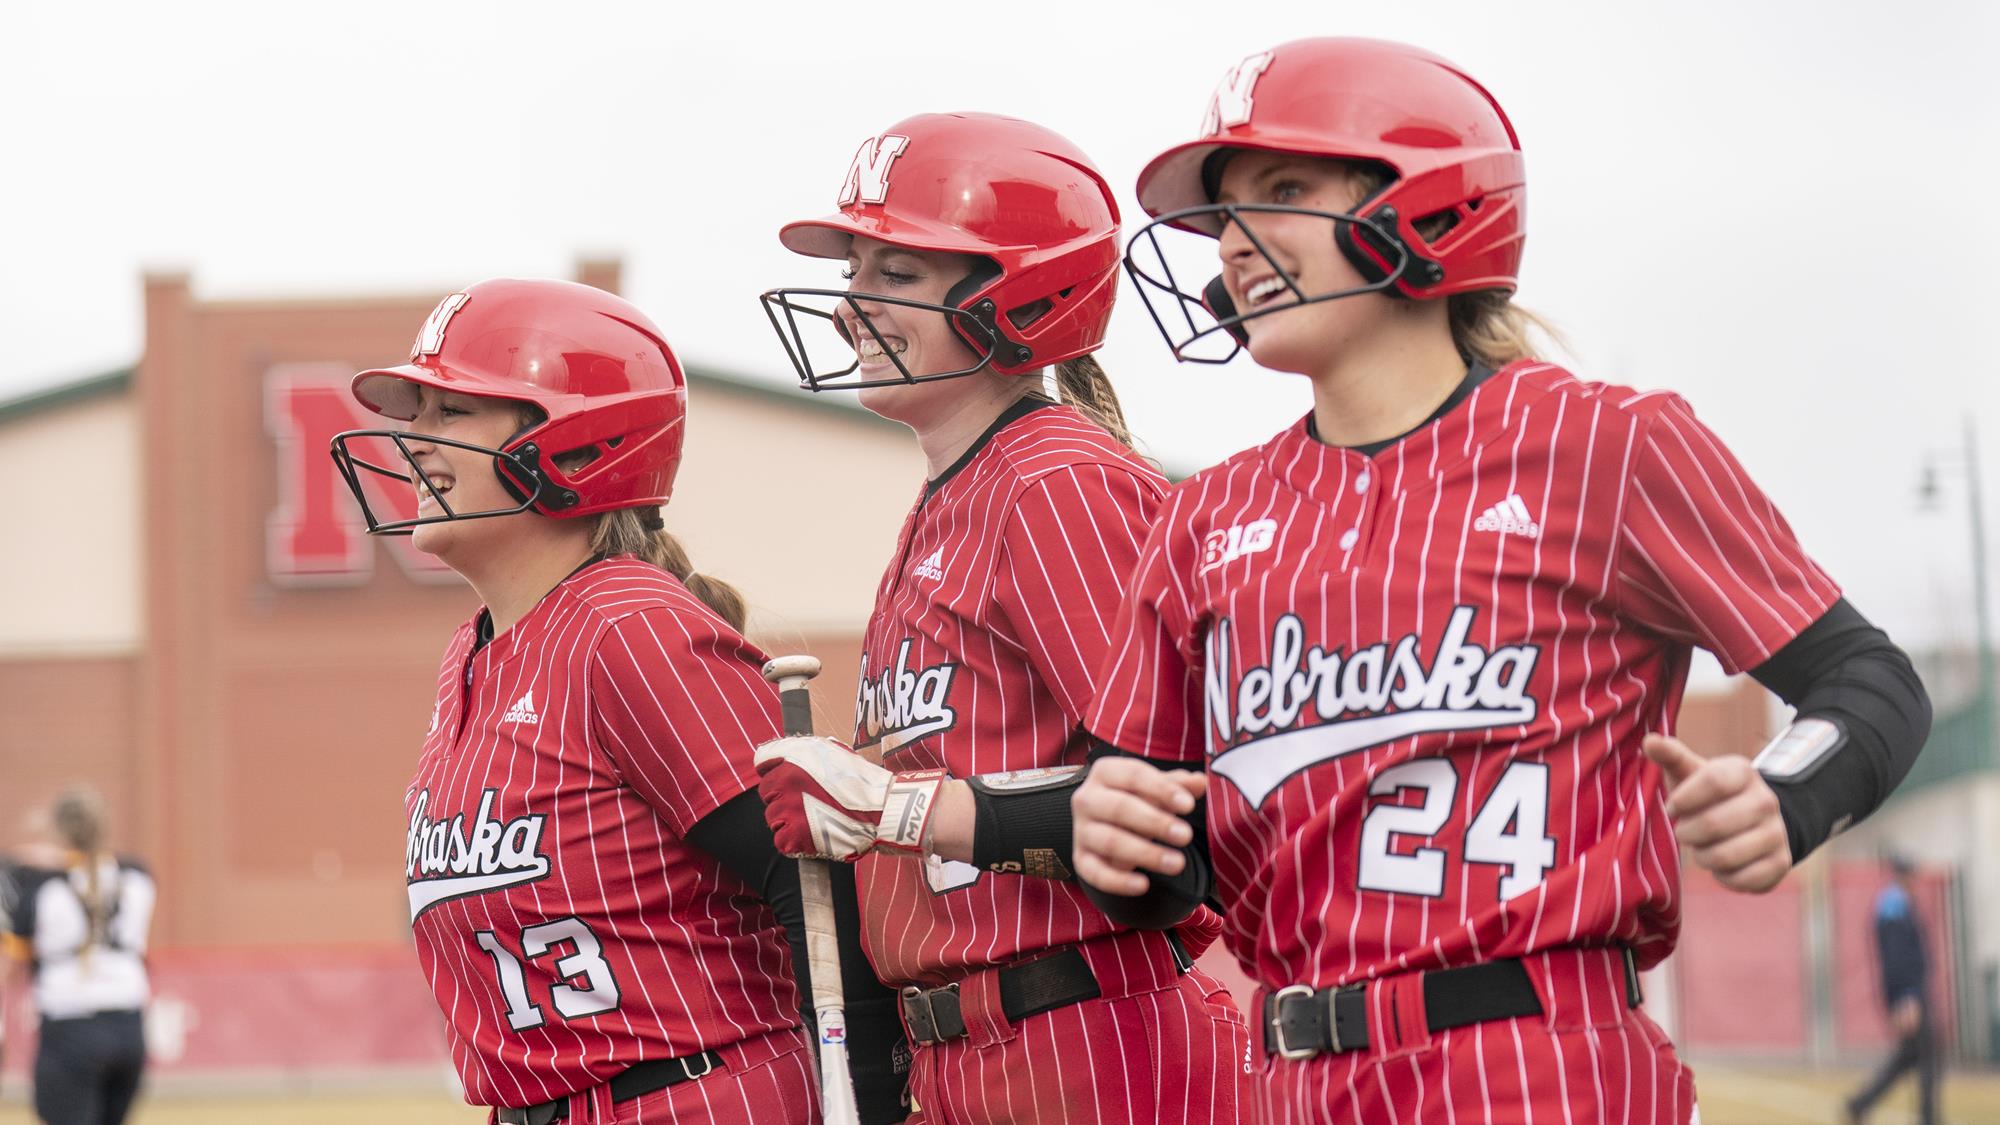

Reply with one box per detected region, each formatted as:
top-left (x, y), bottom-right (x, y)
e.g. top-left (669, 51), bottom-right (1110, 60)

top-left (850, 402), bottom-right (1211, 984)
top-left (405, 557), bottom-right (798, 1108)
top-left (1085, 362), bottom-right (1840, 993)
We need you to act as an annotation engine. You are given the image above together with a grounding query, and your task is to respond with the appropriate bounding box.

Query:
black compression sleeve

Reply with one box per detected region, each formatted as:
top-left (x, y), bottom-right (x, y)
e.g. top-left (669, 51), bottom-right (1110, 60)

top-left (687, 790), bottom-right (908, 1123)
top-left (1074, 740), bottom-right (1215, 930)
top-left (1747, 599), bottom-right (1933, 862)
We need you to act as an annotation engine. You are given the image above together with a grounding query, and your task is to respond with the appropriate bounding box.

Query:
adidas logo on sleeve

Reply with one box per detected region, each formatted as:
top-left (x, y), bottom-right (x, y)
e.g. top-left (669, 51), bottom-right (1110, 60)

top-left (1473, 494), bottom-right (1541, 539)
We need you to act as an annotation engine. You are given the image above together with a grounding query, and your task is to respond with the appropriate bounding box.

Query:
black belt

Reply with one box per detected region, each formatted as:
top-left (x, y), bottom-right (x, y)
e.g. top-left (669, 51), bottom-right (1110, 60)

top-left (902, 932), bottom-right (1192, 1045)
top-left (1262, 948), bottom-right (1643, 1060)
top-left (494, 1050), bottom-right (721, 1125)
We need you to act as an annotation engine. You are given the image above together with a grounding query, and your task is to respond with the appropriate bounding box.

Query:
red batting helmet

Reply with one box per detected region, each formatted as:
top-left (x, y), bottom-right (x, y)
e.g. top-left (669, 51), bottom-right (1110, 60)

top-left (331, 278), bottom-right (687, 534)
top-left (1124, 38), bottom-right (1526, 362)
top-left (762, 112), bottom-right (1122, 389)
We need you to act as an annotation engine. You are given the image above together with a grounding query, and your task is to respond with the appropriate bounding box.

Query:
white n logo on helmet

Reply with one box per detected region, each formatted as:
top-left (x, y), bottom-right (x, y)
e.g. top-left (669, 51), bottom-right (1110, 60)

top-left (412, 292), bottom-right (470, 360)
top-left (837, 133), bottom-right (910, 207)
top-left (1201, 51), bottom-right (1274, 137)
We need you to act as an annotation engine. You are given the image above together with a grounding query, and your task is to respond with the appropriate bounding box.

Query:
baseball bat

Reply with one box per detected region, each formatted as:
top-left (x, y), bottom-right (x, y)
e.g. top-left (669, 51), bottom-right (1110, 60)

top-left (762, 654), bottom-right (861, 1125)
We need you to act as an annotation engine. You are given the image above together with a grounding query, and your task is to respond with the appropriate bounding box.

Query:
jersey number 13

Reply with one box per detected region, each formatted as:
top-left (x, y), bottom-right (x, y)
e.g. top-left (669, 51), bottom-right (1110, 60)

top-left (475, 916), bottom-right (623, 1031)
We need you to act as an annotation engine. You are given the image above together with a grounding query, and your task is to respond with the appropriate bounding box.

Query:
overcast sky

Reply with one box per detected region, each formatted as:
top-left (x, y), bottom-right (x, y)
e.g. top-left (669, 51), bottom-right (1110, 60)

top-left (4, 0), bottom-right (1996, 658)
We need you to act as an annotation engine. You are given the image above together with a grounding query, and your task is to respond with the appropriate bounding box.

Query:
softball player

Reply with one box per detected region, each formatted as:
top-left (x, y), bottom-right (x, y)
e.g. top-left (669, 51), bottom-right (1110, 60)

top-left (1068, 38), bottom-right (1932, 1123)
top-left (3, 788), bottom-right (154, 1125)
top-left (332, 278), bottom-right (901, 1124)
top-left (753, 113), bottom-right (1251, 1124)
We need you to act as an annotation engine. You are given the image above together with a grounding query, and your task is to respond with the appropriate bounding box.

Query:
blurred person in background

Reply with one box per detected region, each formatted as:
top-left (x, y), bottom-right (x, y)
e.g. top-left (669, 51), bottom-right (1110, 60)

top-left (1847, 853), bottom-right (1939, 1125)
top-left (0, 847), bottom-right (13, 1097)
top-left (1, 786), bottom-right (155, 1125)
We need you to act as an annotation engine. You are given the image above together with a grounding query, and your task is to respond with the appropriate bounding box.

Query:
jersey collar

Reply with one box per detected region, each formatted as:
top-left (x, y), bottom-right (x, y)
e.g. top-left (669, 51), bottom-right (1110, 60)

top-left (470, 553), bottom-right (613, 658)
top-left (1267, 360), bottom-right (1529, 505)
top-left (925, 396), bottom-right (1055, 498)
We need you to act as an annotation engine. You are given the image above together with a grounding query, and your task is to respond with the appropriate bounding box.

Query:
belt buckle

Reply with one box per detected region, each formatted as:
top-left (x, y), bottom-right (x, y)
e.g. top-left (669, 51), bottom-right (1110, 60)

top-left (679, 1050), bottom-right (715, 1082)
top-left (1269, 984), bottom-right (1319, 1060)
top-left (901, 983), bottom-right (959, 1043)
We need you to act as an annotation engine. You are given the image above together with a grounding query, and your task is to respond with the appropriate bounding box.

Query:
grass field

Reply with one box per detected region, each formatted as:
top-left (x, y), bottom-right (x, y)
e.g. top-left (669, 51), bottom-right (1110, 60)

top-left (2, 1063), bottom-right (1994, 1123)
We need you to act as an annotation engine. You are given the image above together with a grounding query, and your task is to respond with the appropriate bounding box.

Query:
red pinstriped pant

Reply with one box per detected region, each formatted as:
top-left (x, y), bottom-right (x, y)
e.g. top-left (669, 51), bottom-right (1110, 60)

top-left (902, 937), bottom-right (1252, 1125)
top-left (1255, 948), bottom-right (1696, 1125)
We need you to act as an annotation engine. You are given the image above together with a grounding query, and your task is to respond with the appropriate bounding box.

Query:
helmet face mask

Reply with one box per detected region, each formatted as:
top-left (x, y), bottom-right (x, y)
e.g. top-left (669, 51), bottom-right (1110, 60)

top-left (766, 112), bottom-right (1121, 392)
top-left (1124, 202), bottom-right (1415, 365)
top-left (761, 256), bottom-right (1020, 390)
top-left (332, 279), bottom-right (688, 535)
top-left (328, 425), bottom-right (557, 536)
top-left (1128, 38), bottom-right (1526, 365)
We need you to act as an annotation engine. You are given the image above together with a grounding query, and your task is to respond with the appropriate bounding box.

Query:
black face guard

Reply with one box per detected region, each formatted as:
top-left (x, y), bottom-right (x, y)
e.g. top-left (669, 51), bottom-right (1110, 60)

top-left (1122, 203), bottom-right (1422, 365)
top-left (328, 428), bottom-right (576, 535)
top-left (758, 286), bottom-right (1032, 391)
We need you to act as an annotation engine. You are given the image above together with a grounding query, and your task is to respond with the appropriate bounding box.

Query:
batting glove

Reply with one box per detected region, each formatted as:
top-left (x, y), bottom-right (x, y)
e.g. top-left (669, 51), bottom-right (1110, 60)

top-left (754, 735), bottom-right (947, 861)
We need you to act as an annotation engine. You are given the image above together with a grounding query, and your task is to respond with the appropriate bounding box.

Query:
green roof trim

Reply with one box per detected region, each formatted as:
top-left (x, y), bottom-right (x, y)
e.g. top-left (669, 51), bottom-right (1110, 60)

top-left (0, 367), bottom-right (135, 425)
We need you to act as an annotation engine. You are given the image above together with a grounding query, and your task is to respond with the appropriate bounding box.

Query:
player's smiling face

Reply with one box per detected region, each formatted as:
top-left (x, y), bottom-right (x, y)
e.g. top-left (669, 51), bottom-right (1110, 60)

top-left (1213, 151), bottom-right (1399, 377)
top-left (837, 235), bottom-right (992, 424)
top-left (401, 386), bottom-right (536, 561)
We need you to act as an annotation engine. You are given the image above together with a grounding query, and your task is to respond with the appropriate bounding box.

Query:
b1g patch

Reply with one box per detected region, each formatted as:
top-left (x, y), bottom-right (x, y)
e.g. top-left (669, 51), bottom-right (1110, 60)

top-left (1201, 518), bottom-right (1278, 574)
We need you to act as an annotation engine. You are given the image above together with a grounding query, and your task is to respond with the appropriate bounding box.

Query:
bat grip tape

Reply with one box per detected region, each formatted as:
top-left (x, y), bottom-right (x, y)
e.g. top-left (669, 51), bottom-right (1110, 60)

top-left (780, 688), bottom-right (814, 738)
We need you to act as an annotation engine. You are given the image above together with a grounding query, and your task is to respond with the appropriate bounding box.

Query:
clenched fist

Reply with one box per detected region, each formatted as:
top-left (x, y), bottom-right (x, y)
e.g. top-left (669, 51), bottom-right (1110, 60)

top-left (1643, 734), bottom-right (1792, 893)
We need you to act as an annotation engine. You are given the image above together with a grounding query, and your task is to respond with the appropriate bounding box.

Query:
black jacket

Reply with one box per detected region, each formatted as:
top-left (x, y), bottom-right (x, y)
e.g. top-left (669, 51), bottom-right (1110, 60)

top-left (1874, 884), bottom-right (1929, 1010)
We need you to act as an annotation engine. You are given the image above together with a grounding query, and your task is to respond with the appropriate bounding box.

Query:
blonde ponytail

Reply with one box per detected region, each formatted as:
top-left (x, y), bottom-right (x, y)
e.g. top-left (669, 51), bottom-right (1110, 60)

top-left (592, 508), bottom-right (749, 633)
top-left (1050, 354), bottom-right (1136, 449)
top-left (1446, 289), bottom-right (1567, 370)
top-left (51, 787), bottom-right (111, 960)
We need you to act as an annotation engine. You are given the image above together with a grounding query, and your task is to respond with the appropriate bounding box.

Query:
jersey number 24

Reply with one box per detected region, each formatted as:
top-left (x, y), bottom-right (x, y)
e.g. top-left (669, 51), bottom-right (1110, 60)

top-left (1357, 760), bottom-right (1556, 901)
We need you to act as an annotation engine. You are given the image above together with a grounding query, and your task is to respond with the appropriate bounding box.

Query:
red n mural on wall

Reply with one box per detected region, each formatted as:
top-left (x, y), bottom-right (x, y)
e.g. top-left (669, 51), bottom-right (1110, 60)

top-left (264, 363), bottom-right (454, 584)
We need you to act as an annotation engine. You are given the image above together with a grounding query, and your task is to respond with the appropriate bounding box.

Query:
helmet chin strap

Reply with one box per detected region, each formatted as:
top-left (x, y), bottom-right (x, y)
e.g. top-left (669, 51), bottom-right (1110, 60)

top-left (492, 421), bottom-right (582, 514)
top-left (494, 420), bottom-right (546, 507)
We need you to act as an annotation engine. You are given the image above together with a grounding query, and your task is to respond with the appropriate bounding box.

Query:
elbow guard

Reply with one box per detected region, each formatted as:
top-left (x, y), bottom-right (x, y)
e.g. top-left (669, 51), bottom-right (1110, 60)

top-left (1757, 649), bottom-right (1932, 861)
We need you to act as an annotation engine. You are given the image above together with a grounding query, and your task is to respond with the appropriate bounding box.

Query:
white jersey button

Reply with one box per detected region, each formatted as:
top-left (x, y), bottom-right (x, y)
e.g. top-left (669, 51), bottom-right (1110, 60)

top-left (1339, 528), bottom-right (1359, 551)
top-left (1355, 472), bottom-right (1370, 493)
